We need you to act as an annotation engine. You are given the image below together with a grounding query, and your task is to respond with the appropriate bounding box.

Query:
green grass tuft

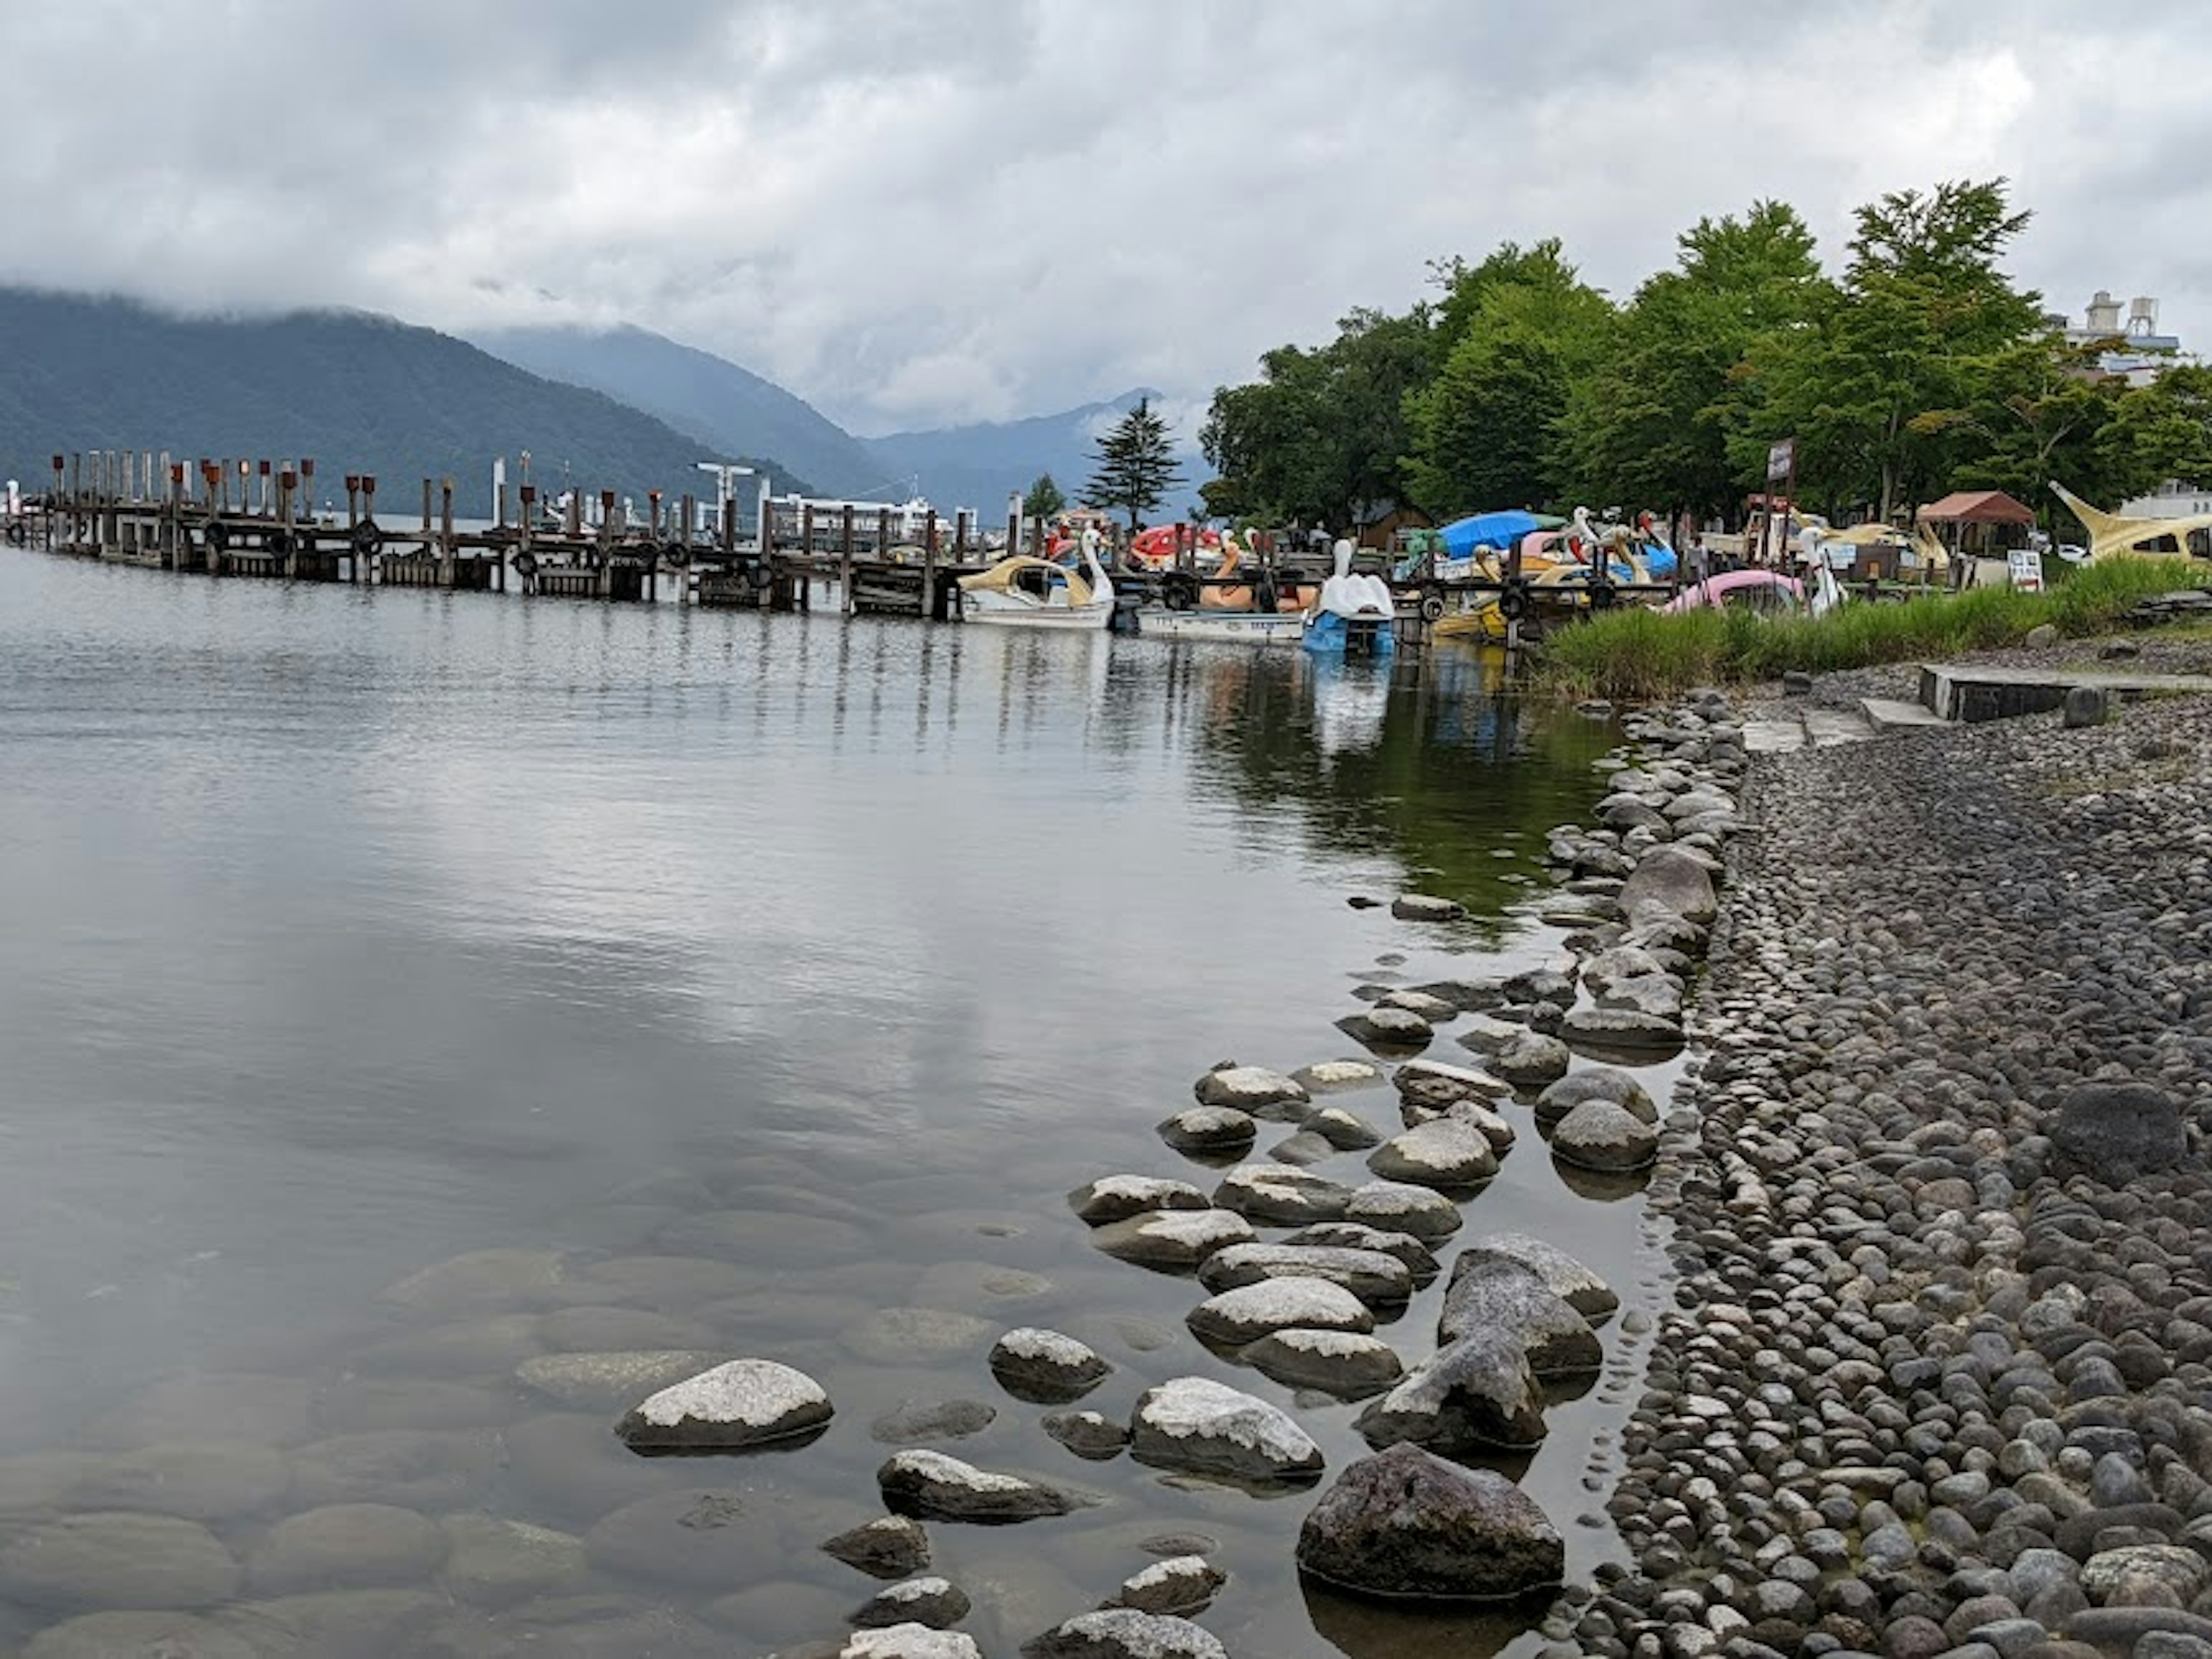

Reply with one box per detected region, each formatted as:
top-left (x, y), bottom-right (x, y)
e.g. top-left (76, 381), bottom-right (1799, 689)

top-left (1536, 556), bottom-right (2212, 703)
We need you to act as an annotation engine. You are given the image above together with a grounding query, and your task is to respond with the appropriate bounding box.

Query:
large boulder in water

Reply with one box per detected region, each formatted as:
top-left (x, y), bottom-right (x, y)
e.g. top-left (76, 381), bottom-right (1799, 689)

top-left (1128, 1377), bottom-right (1323, 1485)
top-left (1453, 1233), bottom-right (1616, 1321)
top-left (1535, 1068), bottom-right (1656, 1127)
top-left (2050, 1081), bottom-right (2188, 1184)
top-left (1354, 1330), bottom-right (1546, 1451)
top-left (1192, 1066), bottom-right (1308, 1113)
top-left (1296, 1442), bottom-right (1565, 1601)
top-left (1617, 847), bottom-right (1717, 926)
top-left (615, 1359), bottom-right (832, 1452)
top-left (1437, 1260), bottom-right (1601, 1376)
top-left (1551, 1099), bottom-right (1660, 1172)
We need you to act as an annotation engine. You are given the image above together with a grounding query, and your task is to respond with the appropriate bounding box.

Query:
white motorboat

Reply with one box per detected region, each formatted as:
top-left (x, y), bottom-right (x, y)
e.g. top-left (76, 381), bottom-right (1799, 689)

top-left (956, 527), bottom-right (1115, 630)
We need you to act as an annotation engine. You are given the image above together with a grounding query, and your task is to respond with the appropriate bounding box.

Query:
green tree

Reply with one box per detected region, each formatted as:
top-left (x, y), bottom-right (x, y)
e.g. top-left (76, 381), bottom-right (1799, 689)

top-left (1082, 398), bottom-right (1187, 531)
top-left (1942, 333), bottom-right (2150, 522)
top-left (1733, 179), bottom-right (2044, 519)
top-left (2094, 363), bottom-right (2212, 499)
top-left (1021, 473), bottom-right (1066, 522)
top-left (1402, 240), bottom-right (1615, 516)
top-left (1559, 200), bottom-right (1828, 524)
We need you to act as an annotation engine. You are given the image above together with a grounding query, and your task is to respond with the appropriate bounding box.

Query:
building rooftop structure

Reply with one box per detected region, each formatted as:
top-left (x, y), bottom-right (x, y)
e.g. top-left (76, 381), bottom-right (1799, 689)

top-left (2044, 290), bottom-right (2183, 387)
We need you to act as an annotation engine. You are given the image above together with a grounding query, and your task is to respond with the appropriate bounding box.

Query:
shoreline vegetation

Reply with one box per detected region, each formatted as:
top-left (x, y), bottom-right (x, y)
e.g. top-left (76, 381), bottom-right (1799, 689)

top-left (1532, 558), bottom-right (2212, 704)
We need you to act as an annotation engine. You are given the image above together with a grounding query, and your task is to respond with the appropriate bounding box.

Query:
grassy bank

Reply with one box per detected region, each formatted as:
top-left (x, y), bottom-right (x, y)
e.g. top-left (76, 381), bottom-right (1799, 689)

top-left (1536, 557), bottom-right (2212, 703)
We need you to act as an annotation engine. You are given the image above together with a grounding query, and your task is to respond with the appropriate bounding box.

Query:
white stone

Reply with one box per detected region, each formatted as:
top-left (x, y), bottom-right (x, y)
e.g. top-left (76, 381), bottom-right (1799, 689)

top-left (1344, 1180), bottom-right (1464, 1241)
top-left (1130, 1377), bottom-right (1324, 1483)
top-left (843, 1624), bottom-right (983, 1659)
top-left (616, 1358), bottom-right (831, 1450)
top-left (1187, 1277), bottom-right (1374, 1344)
top-left (1032, 1608), bottom-right (1229, 1657)
top-left (1192, 1066), bottom-right (1309, 1110)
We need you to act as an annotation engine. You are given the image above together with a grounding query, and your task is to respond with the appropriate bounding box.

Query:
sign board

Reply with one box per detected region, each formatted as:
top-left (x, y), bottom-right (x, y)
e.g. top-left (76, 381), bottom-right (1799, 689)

top-left (1766, 438), bottom-right (1795, 483)
top-left (2008, 549), bottom-right (2044, 593)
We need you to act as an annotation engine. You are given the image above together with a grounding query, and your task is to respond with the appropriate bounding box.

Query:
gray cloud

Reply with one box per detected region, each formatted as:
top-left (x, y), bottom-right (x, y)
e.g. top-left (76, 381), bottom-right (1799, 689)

top-left (3, 0), bottom-right (2206, 433)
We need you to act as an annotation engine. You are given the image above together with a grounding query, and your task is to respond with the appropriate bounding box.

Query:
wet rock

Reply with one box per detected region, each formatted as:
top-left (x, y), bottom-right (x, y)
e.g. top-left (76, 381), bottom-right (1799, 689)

top-left (1108, 1554), bottom-right (1226, 1617)
top-left (1559, 1006), bottom-right (1684, 1052)
top-left (1391, 895), bottom-right (1467, 922)
top-left (1282, 1222), bottom-right (1440, 1281)
top-left (988, 1328), bottom-right (1112, 1403)
top-left (1128, 1377), bottom-right (1325, 1484)
top-left (1067, 1177), bottom-right (1211, 1226)
top-left (1043, 1411), bottom-right (1131, 1460)
top-left (1336, 1006), bottom-right (1435, 1052)
top-left (1534, 1067), bottom-right (1657, 1126)
top-left (67, 1442), bottom-right (291, 1524)
top-left (1617, 846), bottom-right (1718, 926)
top-left (1301, 1107), bottom-right (1384, 1150)
top-left (1380, 990), bottom-right (1461, 1023)
top-left (1413, 978), bottom-right (1509, 1012)
top-left (245, 1502), bottom-right (448, 1596)
top-left (1291, 1058), bottom-right (1389, 1094)
top-left (1343, 1180), bottom-right (1463, 1241)
top-left (1437, 1260), bottom-right (1603, 1375)
top-left (854, 1575), bottom-right (971, 1630)
top-left (0, 1513), bottom-right (241, 1611)
top-left (823, 1516), bottom-right (932, 1581)
top-left (1296, 1442), bottom-right (1565, 1600)
top-left (1394, 1058), bottom-right (1512, 1111)
top-left (1211, 1164), bottom-right (1353, 1225)
top-left (1453, 1233), bottom-right (1618, 1321)
top-left (2063, 684), bottom-right (2109, 728)
top-left (1089, 1209), bottom-right (1256, 1270)
top-left (1493, 1031), bottom-right (1572, 1087)
top-left (1366, 1117), bottom-right (1500, 1188)
top-left (1550, 1098), bottom-right (1659, 1171)
top-left (615, 1358), bottom-right (832, 1452)
top-left (1187, 1277), bottom-right (1374, 1346)
top-left (90, 1373), bottom-right (317, 1451)
top-left (1191, 1066), bottom-right (1309, 1113)
top-left (516, 1350), bottom-right (729, 1412)
top-left (869, 1399), bottom-right (997, 1446)
top-left (1241, 1330), bottom-right (1405, 1397)
top-left (1154, 1108), bottom-right (1256, 1157)
top-left (842, 1309), bottom-right (997, 1368)
top-left (287, 1429), bottom-right (499, 1512)
top-left (877, 1451), bottom-right (1077, 1524)
top-left (1267, 1130), bottom-right (1338, 1166)
top-left (844, 1624), bottom-right (983, 1658)
top-left (438, 1512), bottom-right (589, 1608)
top-left (1197, 1242), bottom-right (1412, 1306)
top-left (582, 1488), bottom-right (786, 1589)
top-left (1354, 1330), bottom-right (1547, 1450)
top-left (1021, 1608), bottom-right (1228, 1658)
top-left (376, 1248), bottom-right (576, 1316)
top-left (20, 1611), bottom-right (258, 1659)
top-left (2048, 1082), bottom-right (2186, 1184)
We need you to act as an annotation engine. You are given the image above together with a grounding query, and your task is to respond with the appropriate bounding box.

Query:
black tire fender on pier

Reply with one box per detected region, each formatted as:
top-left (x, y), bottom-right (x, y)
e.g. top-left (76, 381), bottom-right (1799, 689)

top-left (1419, 591), bottom-right (1446, 623)
top-left (204, 521), bottom-right (230, 552)
top-left (1588, 582), bottom-right (1616, 611)
top-left (3, 520), bottom-right (25, 546)
top-left (265, 529), bottom-right (291, 557)
top-left (512, 550), bottom-right (538, 579)
top-left (661, 541), bottom-right (689, 567)
top-left (1162, 573), bottom-right (1200, 612)
top-left (350, 520), bottom-right (384, 557)
top-left (1497, 583), bottom-right (1531, 623)
top-left (1252, 570), bottom-right (1281, 613)
top-left (747, 560), bottom-right (775, 590)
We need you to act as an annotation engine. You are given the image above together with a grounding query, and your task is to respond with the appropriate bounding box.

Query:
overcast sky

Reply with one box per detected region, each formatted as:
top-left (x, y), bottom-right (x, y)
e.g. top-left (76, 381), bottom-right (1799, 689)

top-left (3, 1), bottom-right (2205, 437)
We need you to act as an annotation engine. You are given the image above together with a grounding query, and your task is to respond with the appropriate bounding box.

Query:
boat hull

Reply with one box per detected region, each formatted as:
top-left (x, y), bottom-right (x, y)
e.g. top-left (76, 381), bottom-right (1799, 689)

top-left (960, 596), bottom-right (1115, 630)
top-left (1303, 611), bottom-right (1397, 658)
top-left (1138, 609), bottom-right (1306, 645)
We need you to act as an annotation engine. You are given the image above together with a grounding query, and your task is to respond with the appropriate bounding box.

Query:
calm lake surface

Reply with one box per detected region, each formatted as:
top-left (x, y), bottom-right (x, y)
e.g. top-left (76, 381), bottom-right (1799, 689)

top-left (0, 554), bottom-right (1668, 1657)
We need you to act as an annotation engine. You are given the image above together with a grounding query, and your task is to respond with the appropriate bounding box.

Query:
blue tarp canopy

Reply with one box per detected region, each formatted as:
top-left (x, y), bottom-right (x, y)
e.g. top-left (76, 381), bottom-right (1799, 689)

top-left (1437, 510), bottom-right (1552, 558)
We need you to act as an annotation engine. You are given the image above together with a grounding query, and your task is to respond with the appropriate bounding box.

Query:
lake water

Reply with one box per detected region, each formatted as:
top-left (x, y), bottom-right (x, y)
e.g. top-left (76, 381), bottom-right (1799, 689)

top-left (0, 554), bottom-right (1670, 1657)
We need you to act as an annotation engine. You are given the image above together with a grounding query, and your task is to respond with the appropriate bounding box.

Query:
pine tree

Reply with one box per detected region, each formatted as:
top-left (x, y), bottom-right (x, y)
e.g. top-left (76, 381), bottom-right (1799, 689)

top-left (1081, 399), bottom-right (1187, 532)
top-left (1021, 473), bottom-right (1066, 521)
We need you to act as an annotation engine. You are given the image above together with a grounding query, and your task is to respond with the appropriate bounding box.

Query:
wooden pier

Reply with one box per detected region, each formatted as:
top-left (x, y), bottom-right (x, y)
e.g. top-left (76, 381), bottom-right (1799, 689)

top-left (3, 446), bottom-right (1681, 646)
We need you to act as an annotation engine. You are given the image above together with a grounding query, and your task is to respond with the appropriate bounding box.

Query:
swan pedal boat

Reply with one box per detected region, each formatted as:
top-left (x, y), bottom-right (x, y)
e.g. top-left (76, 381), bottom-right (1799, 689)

top-left (956, 532), bottom-right (1115, 630)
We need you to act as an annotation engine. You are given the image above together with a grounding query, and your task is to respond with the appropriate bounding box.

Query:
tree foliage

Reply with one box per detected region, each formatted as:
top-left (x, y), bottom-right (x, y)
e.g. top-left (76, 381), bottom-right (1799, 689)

top-left (1082, 398), bottom-right (1187, 532)
top-left (1021, 472), bottom-right (1066, 521)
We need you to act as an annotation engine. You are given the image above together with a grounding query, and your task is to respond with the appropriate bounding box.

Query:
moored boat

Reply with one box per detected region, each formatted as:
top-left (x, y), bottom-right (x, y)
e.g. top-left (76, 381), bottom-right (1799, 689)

top-left (957, 527), bottom-right (1115, 629)
top-left (1304, 540), bottom-right (1397, 657)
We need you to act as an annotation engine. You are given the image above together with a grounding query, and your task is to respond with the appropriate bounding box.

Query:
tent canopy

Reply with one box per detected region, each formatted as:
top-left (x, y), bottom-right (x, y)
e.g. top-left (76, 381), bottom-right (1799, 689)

top-left (1436, 509), bottom-right (1562, 558)
top-left (1916, 490), bottom-right (2036, 526)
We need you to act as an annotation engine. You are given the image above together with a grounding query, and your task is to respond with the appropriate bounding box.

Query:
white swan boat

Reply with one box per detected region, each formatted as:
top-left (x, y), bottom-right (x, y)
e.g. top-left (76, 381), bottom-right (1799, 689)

top-left (1303, 539), bottom-right (1397, 657)
top-left (956, 527), bottom-right (1116, 630)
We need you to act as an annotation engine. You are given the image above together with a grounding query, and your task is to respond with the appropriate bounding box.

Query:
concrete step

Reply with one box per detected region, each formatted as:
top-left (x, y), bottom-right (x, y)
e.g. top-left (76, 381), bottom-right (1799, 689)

top-left (1802, 707), bottom-right (1876, 747)
top-left (1860, 696), bottom-right (1949, 730)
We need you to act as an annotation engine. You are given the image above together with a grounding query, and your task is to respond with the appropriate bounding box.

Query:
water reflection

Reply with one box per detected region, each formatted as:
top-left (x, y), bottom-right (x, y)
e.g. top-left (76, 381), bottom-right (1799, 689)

top-left (0, 555), bottom-right (1644, 1657)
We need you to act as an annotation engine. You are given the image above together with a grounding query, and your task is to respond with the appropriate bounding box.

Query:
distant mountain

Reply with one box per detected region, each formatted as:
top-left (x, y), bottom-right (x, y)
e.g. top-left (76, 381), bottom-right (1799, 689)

top-left (0, 291), bottom-right (813, 520)
top-left (471, 324), bottom-right (887, 501)
top-left (470, 324), bottom-right (1204, 520)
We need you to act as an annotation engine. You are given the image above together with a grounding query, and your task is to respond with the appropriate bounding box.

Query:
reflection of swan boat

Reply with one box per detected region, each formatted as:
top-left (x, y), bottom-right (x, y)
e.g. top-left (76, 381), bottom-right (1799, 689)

top-left (1310, 657), bottom-right (1391, 758)
top-left (957, 528), bottom-right (1115, 630)
top-left (1304, 540), bottom-right (1397, 657)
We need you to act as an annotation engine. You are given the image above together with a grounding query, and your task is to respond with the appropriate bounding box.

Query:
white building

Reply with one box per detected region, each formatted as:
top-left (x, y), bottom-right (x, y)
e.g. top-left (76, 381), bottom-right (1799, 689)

top-left (2050, 290), bottom-right (2183, 388)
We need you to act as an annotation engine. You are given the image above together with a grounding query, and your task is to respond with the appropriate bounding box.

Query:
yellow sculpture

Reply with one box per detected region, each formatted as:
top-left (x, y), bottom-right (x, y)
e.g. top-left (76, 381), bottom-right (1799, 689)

top-left (2051, 483), bottom-right (2212, 562)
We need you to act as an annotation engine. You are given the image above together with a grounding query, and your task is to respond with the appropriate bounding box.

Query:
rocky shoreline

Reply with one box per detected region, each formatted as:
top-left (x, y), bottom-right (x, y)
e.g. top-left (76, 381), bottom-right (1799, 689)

top-left (1546, 676), bottom-right (2212, 1659)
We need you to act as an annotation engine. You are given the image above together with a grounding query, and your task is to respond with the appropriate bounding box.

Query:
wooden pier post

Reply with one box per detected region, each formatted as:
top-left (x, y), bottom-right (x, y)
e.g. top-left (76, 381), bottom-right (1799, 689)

top-left (421, 479), bottom-right (433, 540)
top-left (954, 509), bottom-right (969, 560)
top-left (922, 510), bottom-right (938, 622)
top-left (598, 490), bottom-right (617, 599)
top-left (1006, 493), bottom-right (1020, 562)
top-left (517, 484), bottom-right (536, 594)
top-left (361, 475), bottom-right (380, 584)
top-left (440, 478), bottom-right (456, 586)
top-left (280, 467), bottom-right (298, 578)
top-left (166, 463), bottom-right (184, 568)
top-left (839, 505), bottom-right (854, 613)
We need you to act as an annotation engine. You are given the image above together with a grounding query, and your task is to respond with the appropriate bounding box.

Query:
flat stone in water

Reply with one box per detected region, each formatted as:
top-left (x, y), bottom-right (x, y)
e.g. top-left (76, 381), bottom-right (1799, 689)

top-left (245, 1502), bottom-right (449, 1596)
top-left (1108, 1553), bottom-right (1227, 1618)
top-left (1343, 1180), bottom-right (1463, 1242)
top-left (516, 1350), bottom-right (729, 1411)
top-left (1089, 1209), bottom-right (1255, 1271)
top-left (1290, 1059), bottom-right (1387, 1094)
top-left (1301, 1107), bottom-right (1382, 1150)
top-left (438, 1512), bottom-right (589, 1608)
top-left (1154, 1107), bottom-right (1257, 1156)
top-left (1366, 1117), bottom-right (1499, 1188)
top-left (1241, 1329), bottom-right (1404, 1397)
top-left (1379, 989), bottom-right (1460, 1023)
top-left (846, 1627), bottom-right (983, 1658)
top-left (821, 1514), bottom-right (932, 1580)
top-left (574, 1253), bottom-right (757, 1308)
top-left (1535, 1067), bottom-right (1657, 1126)
top-left (1437, 1260), bottom-right (1603, 1376)
top-left (1266, 1130), bottom-right (1339, 1167)
top-left (581, 1488), bottom-right (785, 1589)
top-left (1282, 1222), bottom-right (1441, 1281)
top-left (989, 1327), bottom-right (1111, 1403)
top-left (1335, 1006), bottom-right (1435, 1052)
top-left (1560, 1006), bottom-right (1684, 1052)
top-left (1022, 1607), bottom-right (1229, 1658)
top-left (877, 1449), bottom-right (1077, 1524)
top-left (20, 1611), bottom-right (259, 1659)
top-left (1453, 1233), bottom-right (1618, 1321)
top-left (286, 1429), bottom-right (501, 1512)
top-left (0, 1512), bottom-right (243, 1611)
top-left (1067, 1176), bottom-right (1211, 1226)
top-left (853, 1575), bottom-right (972, 1631)
top-left (842, 1309), bottom-right (997, 1368)
top-left (1044, 1410), bottom-right (1131, 1460)
top-left (1211, 1164), bottom-right (1354, 1225)
top-left (376, 1249), bottom-right (576, 1317)
top-left (1186, 1277), bottom-right (1374, 1345)
top-left (1128, 1377), bottom-right (1324, 1485)
top-left (616, 1358), bottom-right (833, 1452)
top-left (1550, 1098), bottom-right (1660, 1171)
top-left (1390, 894), bottom-right (1467, 922)
top-left (869, 1399), bottom-right (997, 1446)
top-left (1492, 1031), bottom-right (1572, 1086)
top-left (1191, 1066), bottom-right (1309, 1112)
top-left (67, 1442), bottom-right (292, 1524)
top-left (1197, 1241), bottom-right (1412, 1306)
